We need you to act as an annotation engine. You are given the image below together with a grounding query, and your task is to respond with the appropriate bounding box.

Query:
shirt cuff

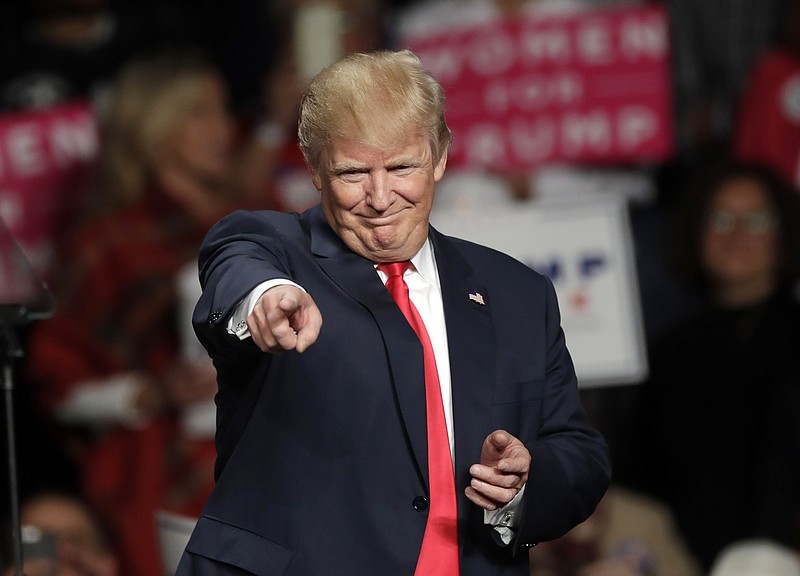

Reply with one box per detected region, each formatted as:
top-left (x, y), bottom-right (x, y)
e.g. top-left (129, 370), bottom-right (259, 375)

top-left (484, 484), bottom-right (526, 545)
top-left (226, 279), bottom-right (305, 340)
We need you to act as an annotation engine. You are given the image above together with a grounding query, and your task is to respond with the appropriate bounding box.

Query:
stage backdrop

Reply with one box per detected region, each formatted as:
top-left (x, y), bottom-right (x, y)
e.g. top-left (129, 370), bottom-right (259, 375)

top-left (431, 197), bottom-right (647, 387)
top-left (403, 3), bottom-right (674, 170)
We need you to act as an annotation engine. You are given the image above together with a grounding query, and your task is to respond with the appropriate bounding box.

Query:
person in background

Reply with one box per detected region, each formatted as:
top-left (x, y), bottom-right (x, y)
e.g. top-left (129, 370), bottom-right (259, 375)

top-left (25, 49), bottom-right (241, 576)
top-left (667, 0), bottom-right (785, 160)
top-left (529, 485), bottom-right (702, 576)
top-left (234, 0), bottom-right (391, 213)
top-left (0, 0), bottom-right (190, 112)
top-left (630, 161), bottom-right (800, 570)
top-left (231, 3), bottom-right (309, 212)
top-left (3, 490), bottom-right (119, 576)
top-left (177, 48), bottom-right (609, 575)
top-left (709, 539), bottom-right (800, 576)
top-left (734, 0), bottom-right (800, 189)
top-left (751, 371), bottom-right (800, 559)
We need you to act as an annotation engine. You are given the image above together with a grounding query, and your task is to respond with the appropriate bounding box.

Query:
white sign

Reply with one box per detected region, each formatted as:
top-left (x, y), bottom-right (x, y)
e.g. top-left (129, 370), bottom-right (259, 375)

top-left (156, 510), bottom-right (197, 575)
top-left (432, 197), bottom-right (647, 387)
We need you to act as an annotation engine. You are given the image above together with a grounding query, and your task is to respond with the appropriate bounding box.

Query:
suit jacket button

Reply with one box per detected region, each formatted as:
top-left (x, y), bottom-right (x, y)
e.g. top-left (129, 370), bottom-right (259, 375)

top-left (412, 497), bottom-right (428, 511)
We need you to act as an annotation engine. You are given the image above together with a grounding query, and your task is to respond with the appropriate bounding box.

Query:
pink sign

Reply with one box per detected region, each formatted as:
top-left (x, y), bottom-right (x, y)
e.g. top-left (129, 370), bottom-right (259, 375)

top-left (0, 100), bottom-right (98, 285)
top-left (404, 4), bottom-right (674, 170)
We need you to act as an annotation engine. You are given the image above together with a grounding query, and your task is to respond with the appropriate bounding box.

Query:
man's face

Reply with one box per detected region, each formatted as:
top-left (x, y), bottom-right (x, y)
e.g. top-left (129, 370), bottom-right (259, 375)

top-left (311, 133), bottom-right (447, 262)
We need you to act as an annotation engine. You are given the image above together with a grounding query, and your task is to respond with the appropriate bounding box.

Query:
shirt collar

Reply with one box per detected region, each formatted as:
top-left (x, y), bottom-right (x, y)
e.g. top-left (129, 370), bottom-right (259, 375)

top-left (374, 238), bottom-right (439, 288)
top-left (409, 238), bottom-right (439, 289)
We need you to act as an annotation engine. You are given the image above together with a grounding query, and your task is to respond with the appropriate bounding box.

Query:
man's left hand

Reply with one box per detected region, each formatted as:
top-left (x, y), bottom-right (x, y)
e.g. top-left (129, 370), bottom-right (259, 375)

top-left (465, 429), bottom-right (530, 510)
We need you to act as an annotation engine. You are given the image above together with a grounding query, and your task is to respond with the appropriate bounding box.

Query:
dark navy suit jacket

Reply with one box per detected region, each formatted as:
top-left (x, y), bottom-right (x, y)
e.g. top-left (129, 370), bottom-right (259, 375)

top-left (177, 205), bottom-right (610, 575)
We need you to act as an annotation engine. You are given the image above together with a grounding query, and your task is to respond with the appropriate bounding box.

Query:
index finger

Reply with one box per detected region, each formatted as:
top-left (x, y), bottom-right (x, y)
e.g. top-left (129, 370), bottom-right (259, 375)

top-left (292, 295), bottom-right (322, 353)
top-left (246, 290), bottom-right (298, 351)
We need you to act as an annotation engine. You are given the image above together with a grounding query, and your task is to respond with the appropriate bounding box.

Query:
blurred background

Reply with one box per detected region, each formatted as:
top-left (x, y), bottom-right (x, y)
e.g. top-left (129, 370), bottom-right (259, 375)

top-left (0, 1), bottom-right (799, 575)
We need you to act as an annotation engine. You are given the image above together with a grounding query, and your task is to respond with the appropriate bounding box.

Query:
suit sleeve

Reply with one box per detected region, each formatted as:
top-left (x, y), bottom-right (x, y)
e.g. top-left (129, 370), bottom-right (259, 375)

top-left (192, 210), bottom-right (294, 358)
top-left (514, 277), bottom-right (612, 552)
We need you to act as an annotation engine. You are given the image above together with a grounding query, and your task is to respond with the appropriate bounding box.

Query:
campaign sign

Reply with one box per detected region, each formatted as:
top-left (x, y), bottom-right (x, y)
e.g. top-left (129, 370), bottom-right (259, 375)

top-left (404, 4), bottom-right (674, 170)
top-left (431, 197), bottom-right (647, 387)
top-left (0, 100), bottom-right (98, 283)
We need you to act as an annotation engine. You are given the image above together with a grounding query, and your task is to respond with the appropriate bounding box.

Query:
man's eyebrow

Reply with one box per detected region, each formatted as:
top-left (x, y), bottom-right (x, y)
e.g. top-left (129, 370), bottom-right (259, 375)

top-left (329, 161), bottom-right (368, 173)
top-left (388, 156), bottom-right (423, 166)
top-left (329, 154), bottom-right (426, 173)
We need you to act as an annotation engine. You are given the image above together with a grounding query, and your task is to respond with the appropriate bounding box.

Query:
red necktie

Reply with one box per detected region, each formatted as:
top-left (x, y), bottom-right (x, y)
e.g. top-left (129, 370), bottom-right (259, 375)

top-left (378, 261), bottom-right (459, 575)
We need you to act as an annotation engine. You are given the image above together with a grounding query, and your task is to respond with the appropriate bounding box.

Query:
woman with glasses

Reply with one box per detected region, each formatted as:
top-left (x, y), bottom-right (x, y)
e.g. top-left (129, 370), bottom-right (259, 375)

top-left (628, 161), bottom-right (800, 572)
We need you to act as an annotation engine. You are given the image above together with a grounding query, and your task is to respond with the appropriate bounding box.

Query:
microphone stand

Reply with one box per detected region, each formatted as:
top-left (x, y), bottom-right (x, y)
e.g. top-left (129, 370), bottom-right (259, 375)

top-left (0, 216), bottom-right (56, 575)
top-left (0, 305), bottom-right (31, 576)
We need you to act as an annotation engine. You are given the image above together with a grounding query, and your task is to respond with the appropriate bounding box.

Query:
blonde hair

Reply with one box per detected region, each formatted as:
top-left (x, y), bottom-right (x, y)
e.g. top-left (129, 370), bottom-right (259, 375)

top-left (97, 51), bottom-right (220, 207)
top-left (297, 50), bottom-right (451, 168)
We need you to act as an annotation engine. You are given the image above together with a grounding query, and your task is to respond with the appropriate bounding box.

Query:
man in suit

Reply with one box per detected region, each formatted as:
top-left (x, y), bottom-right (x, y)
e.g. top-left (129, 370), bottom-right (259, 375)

top-left (177, 49), bottom-right (610, 575)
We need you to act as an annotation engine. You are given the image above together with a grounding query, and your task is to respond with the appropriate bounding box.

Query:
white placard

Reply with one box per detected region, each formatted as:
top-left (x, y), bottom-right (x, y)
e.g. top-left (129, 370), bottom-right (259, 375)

top-left (432, 197), bottom-right (647, 387)
top-left (156, 510), bottom-right (197, 576)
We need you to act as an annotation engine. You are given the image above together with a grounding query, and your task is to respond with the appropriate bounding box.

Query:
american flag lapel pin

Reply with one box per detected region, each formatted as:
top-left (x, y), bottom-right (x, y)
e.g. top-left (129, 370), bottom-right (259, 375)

top-left (468, 291), bottom-right (485, 305)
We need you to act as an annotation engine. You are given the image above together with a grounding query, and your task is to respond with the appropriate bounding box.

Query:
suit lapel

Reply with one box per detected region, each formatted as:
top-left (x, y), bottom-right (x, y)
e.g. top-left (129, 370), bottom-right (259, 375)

top-left (304, 208), bottom-right (498, 527)
top-left (306, 207), bottom-right (430, 486)
top-left (431, 229), bottom-right (496, 541)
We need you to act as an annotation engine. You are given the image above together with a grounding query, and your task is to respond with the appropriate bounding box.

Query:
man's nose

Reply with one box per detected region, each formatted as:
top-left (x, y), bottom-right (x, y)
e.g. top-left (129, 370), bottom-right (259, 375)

top-left (366, 171), bottom-right (392, 210)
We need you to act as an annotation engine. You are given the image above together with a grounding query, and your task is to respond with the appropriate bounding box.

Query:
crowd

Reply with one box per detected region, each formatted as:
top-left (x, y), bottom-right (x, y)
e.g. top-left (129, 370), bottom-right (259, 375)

top-left (0, 0), bottom-right (799, 575)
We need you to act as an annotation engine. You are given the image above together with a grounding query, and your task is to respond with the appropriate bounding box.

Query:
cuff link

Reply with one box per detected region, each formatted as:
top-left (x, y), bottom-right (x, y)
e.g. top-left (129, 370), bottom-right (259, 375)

top-left (498, 511), bottom-right (515, 527)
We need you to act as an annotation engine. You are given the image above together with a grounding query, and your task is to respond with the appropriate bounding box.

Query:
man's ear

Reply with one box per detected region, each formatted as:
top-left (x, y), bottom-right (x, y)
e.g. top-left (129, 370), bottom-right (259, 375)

top-left (309, 164), bottom-right (323, 190)
top-left (434, 148), bottom-right (448, 182)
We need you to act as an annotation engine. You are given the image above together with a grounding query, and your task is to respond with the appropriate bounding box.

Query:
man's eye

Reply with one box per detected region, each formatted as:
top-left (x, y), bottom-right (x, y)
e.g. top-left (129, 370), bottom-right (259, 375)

top-left (338, 171), bottom-right (365, 182)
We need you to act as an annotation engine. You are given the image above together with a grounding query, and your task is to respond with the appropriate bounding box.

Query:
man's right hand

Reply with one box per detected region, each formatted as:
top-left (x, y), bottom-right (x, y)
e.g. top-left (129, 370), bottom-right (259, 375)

top-left (247, 285), bottom-right (322, 353)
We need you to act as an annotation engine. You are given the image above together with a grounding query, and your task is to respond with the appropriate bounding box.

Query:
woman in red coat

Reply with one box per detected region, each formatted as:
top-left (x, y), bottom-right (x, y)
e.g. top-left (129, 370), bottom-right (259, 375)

top-left (26, 49), bottom-right (241, 576)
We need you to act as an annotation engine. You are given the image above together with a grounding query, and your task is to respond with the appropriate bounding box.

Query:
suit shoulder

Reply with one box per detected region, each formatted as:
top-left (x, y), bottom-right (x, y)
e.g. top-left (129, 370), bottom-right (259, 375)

top-left (443, 234), bottom-right (547, 283)
top-left (214, 208), bottom-right (301, 229)
top-left (205, 209), bottom-right (307, 243)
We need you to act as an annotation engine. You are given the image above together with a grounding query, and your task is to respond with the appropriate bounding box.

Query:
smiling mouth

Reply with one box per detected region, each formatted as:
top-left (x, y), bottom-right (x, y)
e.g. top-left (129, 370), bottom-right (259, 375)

top-left (361, 211), bottom-right (403, 226)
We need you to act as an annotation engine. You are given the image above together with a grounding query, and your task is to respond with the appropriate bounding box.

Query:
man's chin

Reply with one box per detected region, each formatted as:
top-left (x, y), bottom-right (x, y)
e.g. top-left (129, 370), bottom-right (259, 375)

top-left (343, 231), bottom-right (416, 262)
